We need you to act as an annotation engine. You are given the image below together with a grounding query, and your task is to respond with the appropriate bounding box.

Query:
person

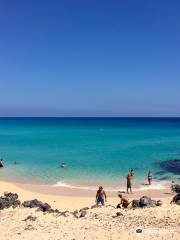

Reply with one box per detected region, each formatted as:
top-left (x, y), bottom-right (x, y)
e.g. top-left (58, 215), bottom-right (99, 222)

top-left (96, 186), bottom-right (107, 205)
top-left (171, 180), bottom-right (176, 195)
top-left (148, 171), bottom-right (153, 185)
top-left (60, 162), bottom-right (65, 168)
top-left (130, 169), bottom-right (135, 178)
top-left (117, 194), bottom-right (132, 209)
top-left (127, 173), bottom-right (132, 194)
top-left (0, 159), bottom-right (4, 168)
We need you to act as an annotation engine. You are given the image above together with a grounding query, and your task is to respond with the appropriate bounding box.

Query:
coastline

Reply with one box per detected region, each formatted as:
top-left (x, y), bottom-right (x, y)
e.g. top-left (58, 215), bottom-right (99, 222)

top-left (0, 180), bottom-right (173, 211)
top-left (0, 180), bottom-right (179, 240)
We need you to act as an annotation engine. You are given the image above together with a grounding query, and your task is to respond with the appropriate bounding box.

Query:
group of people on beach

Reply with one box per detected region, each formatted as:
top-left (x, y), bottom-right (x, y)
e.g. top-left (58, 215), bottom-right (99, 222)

top-left (126, 169), bottom-right (153, 194)
top-left (95, 169), bottom-right (150, 209)
top-left (96, 186), bottom-right (132, 209)
top-left (95, 169), bottom-right (179, 209)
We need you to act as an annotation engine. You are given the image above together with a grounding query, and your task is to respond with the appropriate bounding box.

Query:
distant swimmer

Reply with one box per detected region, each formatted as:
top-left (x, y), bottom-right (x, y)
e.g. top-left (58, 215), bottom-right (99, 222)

top-left (0, 159), bottom-right (4, 168)
top-left (59, 162), bottom-right (65, 168)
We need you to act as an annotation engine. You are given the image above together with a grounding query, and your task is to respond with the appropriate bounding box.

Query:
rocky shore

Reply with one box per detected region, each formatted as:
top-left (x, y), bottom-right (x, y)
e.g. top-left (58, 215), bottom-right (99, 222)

top-left (0, 191), bottom-right (180, 240)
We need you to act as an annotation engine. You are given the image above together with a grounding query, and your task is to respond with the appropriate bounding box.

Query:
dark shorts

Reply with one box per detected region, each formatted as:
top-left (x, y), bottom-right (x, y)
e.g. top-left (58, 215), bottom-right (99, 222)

top-left (127, 183), bottom-right (131, 188)
top-left (97, 196), bottom-right (105, 205)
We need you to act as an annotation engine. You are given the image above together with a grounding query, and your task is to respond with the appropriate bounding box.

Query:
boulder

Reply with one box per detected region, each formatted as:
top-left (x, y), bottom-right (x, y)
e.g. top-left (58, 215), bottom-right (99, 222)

top-left (0, 192), bottom-right (21, 210)
top-left (171, 193), bottom-right (180, 204)
top-left (132, 200), bottom-right (140, 208)
top-left (139, 196), bottom-right (151, 207)
top-left (80, 210), bottom-right (87, 218)
top-left (22, 199), bottom-right (53, 212)
top-left (156, 200), bottom-right (163, 206)
top-left (61, 211), bottom-right (71, 217)
top-left (149, 200), bottom-right (157, 207)
top-left (116, 212), bottom-right (123, 217)
top-left (175, 184), bottom-right (180, 194)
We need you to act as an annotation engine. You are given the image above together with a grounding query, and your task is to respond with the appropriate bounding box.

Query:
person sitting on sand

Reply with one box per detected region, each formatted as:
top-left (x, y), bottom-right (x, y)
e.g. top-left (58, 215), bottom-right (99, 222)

top-left (127, 173), bottom-right (132, 194)
top-left (96, 186), bottom-right (107, 206)
top-left (0, 159), bottom-right (4, 168)
top-left (117, 194), bottom-right (132, 209)
top-left (171, 180), bottom-right (176, 195)
top-left (148, 171), bottom-right (153, 185)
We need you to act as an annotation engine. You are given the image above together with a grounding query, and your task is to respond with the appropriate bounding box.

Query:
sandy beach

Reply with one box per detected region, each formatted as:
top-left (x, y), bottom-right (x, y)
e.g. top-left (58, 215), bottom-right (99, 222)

top-left (0, 180), bottom-right (179, 240)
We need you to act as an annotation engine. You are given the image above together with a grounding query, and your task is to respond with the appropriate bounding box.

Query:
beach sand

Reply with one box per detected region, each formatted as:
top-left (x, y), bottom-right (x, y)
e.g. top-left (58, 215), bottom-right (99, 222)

top-left (0, 181), bottom-right (179, 240)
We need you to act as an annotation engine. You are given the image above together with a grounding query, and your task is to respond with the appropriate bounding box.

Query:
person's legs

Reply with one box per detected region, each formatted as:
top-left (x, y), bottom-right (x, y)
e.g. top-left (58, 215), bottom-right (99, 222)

top-left (97, 197), bottom-right (104, 205)
top-left (100, 197), bottom-right (105, 205)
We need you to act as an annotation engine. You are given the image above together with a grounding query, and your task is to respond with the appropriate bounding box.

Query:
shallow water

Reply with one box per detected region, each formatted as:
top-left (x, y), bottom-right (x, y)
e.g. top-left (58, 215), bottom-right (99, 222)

top-left (0, 117), bottom-right (180, 189)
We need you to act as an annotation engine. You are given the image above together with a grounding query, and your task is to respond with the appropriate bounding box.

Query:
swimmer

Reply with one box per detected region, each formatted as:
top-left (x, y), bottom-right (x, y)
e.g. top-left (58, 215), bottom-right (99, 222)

top-left (60, 162), bottom-right (65, 168)
top-left (0, 158), bottom-right (4, 168)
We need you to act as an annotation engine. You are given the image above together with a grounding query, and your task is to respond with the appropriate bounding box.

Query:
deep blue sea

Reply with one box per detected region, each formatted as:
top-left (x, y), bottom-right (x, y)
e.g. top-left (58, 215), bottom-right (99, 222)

top-left (0, 118), bottom-right (180, 190)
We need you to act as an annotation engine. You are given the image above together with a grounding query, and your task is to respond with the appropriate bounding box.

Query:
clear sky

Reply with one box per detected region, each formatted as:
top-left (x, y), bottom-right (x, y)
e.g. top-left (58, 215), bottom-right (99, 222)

top-left (0, 0), bottom-right (180, 117)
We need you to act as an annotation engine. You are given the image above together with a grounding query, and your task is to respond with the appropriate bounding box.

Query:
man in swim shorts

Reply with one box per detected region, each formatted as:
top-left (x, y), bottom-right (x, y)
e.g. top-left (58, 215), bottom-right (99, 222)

top-left (127, 173), bottom-right (132, 194)
top-left (96, 186), bottom-right (107, 205)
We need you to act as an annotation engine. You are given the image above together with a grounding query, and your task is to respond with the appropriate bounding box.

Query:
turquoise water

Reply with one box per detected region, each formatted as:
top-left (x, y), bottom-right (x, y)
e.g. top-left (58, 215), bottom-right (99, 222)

top-left (0, 118), bottom-right (180, 189)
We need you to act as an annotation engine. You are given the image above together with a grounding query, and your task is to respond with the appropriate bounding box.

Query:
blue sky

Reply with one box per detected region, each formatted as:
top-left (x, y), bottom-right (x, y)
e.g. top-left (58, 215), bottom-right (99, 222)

top-left (0, 0), bottom-right (180, 116)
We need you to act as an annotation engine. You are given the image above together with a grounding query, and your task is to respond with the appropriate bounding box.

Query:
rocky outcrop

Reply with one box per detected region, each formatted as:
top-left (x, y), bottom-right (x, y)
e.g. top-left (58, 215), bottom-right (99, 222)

top-left (22, 199), bottom-right (52, 212)
top-left (0, 192), bottom-right (21, 210)
top-left (132, 196), bottom-right (163, 208)
top-left (171, 193), bottom-right (180, 205)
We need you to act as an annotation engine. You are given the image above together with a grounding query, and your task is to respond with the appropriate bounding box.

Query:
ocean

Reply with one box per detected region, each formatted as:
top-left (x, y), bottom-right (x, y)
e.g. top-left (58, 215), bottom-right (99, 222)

top-left (0, 117), bottom-right (180, 190)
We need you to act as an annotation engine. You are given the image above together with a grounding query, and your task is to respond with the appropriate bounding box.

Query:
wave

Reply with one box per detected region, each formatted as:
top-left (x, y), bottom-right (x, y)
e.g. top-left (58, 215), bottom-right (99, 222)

top-left (52, 180), bottom-right (168, 192)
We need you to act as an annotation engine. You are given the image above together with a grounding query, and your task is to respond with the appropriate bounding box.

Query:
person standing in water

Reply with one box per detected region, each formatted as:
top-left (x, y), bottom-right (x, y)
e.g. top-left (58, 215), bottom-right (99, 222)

top-left (148, 171), bottom-right (153, 185)
top-left (126, 173), bottom-right (132, 194)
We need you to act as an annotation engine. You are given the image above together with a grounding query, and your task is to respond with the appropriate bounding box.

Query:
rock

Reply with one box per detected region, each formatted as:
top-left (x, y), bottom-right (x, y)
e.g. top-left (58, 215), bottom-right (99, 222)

top-left (22, 199), bottom-right (53, 212)
top-left (136, 228), bottom-right (142, 233)
top-left (132, 200), bottom-right (140, 208)
top-left (149, 200), bottom-right (157, 207)
top-left (139, 196), bottom-right (151, 207)
top-left (61, 211), bottom-right (71, 217)
top-left (73, 210), bottom-right (80, 218)
top-left (54, 209), bottom-right (61, 213)
top-left (24, 224), bottom-right (35, 231)
top-left (116, 212), bottom-right (123, 217)
top-left (4, 192), bottom-right (18, 200)
top-left (0, 192), bottom-right (21, 210)
top-left (171, 193), bottom-right (180, 204)
top-left (80, 210), bottom-right (87, 217)
top-left (91, 204), bottom-right (101, 209)
top-left (175, 184), bottom-right (180, 194)
top-left (22, 199), bottom-right (43, 208)
top-left (38, 203), bottom-right (51, 212)
top-left (156, 200), bottom-right (163, 206)
top-left (79, 207), bottom-right (89, 211)
top-left (132, 196), bottom-right (162, 208)
top-left (23, 215), bottom-right (37, 221)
